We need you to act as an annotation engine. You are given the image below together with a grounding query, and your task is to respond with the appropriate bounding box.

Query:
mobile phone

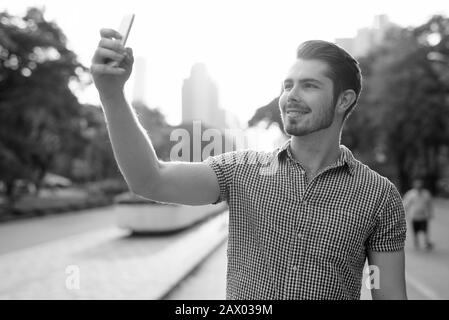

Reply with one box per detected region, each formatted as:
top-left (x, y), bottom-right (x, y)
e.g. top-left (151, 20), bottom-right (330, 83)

top-left (109, 14), bottom-right (135, 67)
top-left (117, 14), bottom-right (135, 46)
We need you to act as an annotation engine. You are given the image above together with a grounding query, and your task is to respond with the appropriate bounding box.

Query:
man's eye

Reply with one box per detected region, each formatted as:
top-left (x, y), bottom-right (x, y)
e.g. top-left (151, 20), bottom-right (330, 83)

top-left (304, 83), bottom-right (317, 88)
top-left (284, 84), bottom-right (293, 90)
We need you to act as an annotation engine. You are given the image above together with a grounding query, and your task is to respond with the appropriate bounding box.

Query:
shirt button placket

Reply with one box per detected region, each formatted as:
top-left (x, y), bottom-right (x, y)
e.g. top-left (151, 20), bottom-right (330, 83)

top-left (284, 231), bottom-right (301, 299)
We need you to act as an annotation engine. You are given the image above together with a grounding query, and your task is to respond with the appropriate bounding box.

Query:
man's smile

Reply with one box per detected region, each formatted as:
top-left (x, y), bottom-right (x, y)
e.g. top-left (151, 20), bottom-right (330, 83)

top-left (285, 104), bottom-right (310, 119)
top-left (286, 110), bottom-right (308, 120)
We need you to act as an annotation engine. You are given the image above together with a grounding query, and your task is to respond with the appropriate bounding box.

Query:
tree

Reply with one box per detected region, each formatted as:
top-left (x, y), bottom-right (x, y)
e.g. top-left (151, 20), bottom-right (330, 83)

top-left (0, 8), bottom-right (89, 201)
top-left (247, 97), bottom-right (283, 130)
top-left (133, 101), bottom-right (173, 161)
top-left (352, 16), bottom-right (449, 193)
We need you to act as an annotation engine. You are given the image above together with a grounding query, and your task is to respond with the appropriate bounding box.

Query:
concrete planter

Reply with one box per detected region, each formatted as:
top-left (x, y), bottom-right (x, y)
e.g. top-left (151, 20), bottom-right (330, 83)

top-left (116, 202), bottom-right (227, 233)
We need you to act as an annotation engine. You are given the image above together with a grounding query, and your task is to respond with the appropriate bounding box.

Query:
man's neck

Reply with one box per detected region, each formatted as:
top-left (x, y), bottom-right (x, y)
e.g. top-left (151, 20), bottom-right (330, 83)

top-left (289, 129), bottom-right (342, 181)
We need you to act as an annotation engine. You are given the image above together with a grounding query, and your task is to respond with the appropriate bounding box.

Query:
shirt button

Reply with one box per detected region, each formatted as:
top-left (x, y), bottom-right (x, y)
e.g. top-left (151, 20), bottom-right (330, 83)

top-left (297, 233), bottom-right (303, 239)
top-left (292, 265), bottom-right (299, 271)
top-left (302, 200), bottom-right (308, 206)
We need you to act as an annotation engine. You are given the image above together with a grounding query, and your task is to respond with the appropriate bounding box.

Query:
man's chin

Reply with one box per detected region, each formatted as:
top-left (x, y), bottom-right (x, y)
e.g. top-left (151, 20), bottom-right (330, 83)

top-left (284, 125), bottom-right (309, 137)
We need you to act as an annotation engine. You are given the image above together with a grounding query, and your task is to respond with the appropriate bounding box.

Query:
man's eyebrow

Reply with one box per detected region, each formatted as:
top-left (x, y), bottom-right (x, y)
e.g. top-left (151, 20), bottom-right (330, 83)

top-left (283, 78), bottom-right (323, 85)
top-left (298, 78), bottom-right (324, 85)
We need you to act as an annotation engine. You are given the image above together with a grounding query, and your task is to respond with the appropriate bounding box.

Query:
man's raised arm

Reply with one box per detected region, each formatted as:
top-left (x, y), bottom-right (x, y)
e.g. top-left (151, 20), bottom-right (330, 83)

top-left (90, 28), bottom-right (220, 205)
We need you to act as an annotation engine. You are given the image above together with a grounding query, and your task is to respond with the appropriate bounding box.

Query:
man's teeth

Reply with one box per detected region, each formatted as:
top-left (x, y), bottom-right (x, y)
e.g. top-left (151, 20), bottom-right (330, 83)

top-left (287, 110), bottom-right (306, 115)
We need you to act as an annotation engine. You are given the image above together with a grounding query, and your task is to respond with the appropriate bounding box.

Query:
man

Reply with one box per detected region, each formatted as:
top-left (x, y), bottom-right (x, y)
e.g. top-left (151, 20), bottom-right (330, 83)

top-left (403, 179), bottom-right (434, 250)
top-left (91, 29), bottom-right (407, 299)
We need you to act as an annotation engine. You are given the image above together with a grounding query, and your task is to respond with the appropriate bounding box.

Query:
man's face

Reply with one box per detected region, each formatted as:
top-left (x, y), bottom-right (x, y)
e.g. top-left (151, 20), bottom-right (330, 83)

top-left (279, 59), bottom-right (337, 137)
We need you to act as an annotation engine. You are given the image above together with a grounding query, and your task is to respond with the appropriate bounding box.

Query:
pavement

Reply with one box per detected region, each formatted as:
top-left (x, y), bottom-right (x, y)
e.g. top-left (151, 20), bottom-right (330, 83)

top-left (0, 206), bottom-right (119, 255)
top-left (403, 198), bottom-right (449, 299)
top-left (0, 206), bottom-right (228, 299)
top-left (1, 198), bottom-right (448, 300)
top-left (165, 240), bottom-right (228, 300)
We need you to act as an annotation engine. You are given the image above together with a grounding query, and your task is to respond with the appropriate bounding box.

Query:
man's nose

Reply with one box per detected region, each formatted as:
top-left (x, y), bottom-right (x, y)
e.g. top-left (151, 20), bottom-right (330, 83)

top-left (287, 85), bottom-right (301, 102)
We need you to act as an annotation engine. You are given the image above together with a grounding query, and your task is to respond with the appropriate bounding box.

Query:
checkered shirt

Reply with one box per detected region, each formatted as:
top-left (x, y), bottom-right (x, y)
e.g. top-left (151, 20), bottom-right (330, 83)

top-left (203, 139), bottom-right (407, 300)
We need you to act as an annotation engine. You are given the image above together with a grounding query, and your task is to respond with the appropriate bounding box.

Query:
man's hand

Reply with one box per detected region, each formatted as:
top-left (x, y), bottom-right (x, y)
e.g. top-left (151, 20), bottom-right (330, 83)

top-left (90, 28), bottom-right (134, 99)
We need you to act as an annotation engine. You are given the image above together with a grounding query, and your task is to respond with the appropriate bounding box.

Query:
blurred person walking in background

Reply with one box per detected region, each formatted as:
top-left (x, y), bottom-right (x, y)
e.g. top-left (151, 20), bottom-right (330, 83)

top-left (403, 179), bottom-right (434, 250)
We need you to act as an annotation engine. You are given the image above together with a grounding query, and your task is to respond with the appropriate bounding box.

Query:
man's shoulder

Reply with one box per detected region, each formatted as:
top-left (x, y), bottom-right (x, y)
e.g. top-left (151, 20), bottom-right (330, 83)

top-left (350, 160), bottom-right (405, 220)
top-left (352, 159), bottom-right (397, 194)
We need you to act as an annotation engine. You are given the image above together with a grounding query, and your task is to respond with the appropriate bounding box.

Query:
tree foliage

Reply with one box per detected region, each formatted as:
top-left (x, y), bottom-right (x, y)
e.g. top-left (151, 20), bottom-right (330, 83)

top-left (344, 15), bottom-right (449, 193)
top-left (247, 97), bottom-right (283, 130)
top-left (0, 8), bottom-right (88, 198)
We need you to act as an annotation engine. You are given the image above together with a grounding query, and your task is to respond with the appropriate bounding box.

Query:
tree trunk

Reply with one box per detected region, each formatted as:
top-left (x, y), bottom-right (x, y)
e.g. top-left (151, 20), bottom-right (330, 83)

top-left (4, 180), bottom-right (16, 206)
top-left (425, 145), bottom-right (440, 195)
top-left (34, 167), bottom-right (47, 196)
top-left (395, 150), bottom-right (412, 194)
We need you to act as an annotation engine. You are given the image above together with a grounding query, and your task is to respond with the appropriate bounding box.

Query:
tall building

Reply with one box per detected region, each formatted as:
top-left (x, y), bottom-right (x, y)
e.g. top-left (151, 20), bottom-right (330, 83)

top-left (182, 63), bottom-right (226, 130)
top-left (335, 14), bottom-right (396, 57)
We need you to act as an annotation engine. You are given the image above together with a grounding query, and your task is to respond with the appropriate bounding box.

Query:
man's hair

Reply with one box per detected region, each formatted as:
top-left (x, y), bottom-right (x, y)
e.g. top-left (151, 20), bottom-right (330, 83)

top-left (296, 40), bottom-right (362, 121)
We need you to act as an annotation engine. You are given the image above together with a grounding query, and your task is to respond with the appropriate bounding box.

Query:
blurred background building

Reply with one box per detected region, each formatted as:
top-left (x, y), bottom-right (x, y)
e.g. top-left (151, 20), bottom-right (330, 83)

top-left (336, 14), bottom-right (397, 57)
top-left (182, 63), bottom-right (227, 130)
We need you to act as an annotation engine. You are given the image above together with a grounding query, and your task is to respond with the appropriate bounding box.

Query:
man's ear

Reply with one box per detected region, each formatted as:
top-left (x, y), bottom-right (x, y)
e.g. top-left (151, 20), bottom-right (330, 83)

top-left (336, 89), bottom-right (356, 115)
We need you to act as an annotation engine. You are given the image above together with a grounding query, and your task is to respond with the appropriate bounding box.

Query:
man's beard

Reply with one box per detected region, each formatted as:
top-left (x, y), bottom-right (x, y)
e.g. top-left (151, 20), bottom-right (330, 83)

top-left (281, 101), bottom-right (336, 137)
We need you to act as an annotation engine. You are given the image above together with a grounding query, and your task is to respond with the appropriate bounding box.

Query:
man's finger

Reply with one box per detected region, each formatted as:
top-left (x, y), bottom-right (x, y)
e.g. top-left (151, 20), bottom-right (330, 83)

top-left (99, 28), bottom-right (123, 40)
top-left (92, 47), bottom-right (125, 64)
top-left (97, 47), bottom-right (125, 61)
top-left (90, 63), bottom-right (126, 75)
top-left (98, 38), bottom-right (125, 53)
top-left (124, 47), bottom-right (134, 63)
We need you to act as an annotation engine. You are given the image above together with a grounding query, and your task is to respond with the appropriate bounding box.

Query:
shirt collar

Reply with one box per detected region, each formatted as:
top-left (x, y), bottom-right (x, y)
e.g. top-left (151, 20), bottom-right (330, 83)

top-left (276, 139), bottom-right (357, 175)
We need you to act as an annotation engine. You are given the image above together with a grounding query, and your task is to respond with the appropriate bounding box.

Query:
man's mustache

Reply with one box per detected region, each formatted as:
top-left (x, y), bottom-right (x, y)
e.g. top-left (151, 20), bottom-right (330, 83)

top-left (283, 101), bottom-right (310, 112)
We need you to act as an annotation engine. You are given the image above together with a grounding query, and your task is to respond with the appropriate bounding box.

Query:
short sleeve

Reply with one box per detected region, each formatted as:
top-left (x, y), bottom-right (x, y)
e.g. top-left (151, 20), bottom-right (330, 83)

top-left (202, 151), bottom-right (246, 204)
top-left (366, 183), bottom-right (407, 252)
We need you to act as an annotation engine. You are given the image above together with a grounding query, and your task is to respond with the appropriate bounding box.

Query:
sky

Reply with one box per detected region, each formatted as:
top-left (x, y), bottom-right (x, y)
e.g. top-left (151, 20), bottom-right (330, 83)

top-left (3, 0), bottom-right (449, 126)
